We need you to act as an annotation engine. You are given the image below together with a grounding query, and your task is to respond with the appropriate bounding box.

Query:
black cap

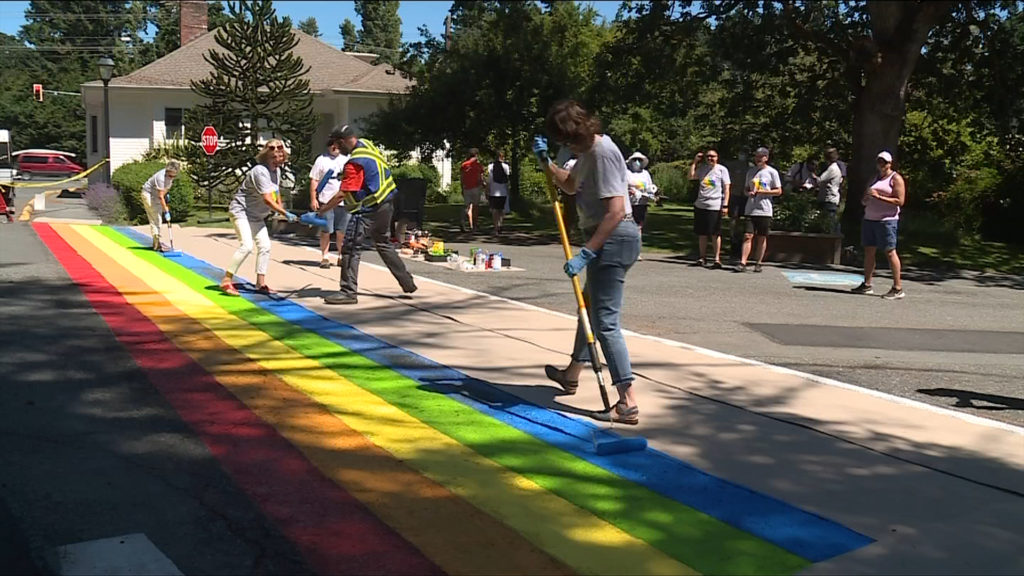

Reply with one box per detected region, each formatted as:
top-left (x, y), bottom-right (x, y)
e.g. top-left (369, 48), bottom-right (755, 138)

top-left (328, 124), bottom-right (356, 143)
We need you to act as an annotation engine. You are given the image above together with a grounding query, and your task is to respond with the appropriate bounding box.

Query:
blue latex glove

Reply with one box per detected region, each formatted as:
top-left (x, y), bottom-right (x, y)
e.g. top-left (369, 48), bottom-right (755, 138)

top-left (285, 211), bottom-right (298, 223)
top-left (564, 247), bottom-right (597, 277)
top-left (532, 135), bottom-right (550, 167)
top-left (162, 211), bottom-right (171, 223)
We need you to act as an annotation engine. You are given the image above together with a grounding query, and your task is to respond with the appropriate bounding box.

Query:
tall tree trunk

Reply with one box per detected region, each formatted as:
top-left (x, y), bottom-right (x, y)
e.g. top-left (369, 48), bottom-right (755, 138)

top-left (510, 148), bottom-right (522, 213)
top-left (842, 1), bottom-right (955, 236)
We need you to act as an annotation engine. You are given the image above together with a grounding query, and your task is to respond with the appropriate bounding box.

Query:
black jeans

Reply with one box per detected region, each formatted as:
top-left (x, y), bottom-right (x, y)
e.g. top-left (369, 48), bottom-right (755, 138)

top-left (339, 200), bottom-right (416, 296)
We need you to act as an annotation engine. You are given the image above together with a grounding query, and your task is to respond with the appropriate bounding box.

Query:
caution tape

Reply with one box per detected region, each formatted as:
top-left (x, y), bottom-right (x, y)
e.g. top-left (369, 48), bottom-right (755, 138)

top-left (1, 159), bottom-right (108, 189)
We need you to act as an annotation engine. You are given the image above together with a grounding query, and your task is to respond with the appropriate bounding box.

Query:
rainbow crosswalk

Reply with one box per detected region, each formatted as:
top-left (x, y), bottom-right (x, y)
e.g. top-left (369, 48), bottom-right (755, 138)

top-left (35, 222), bottom-right (873, 575)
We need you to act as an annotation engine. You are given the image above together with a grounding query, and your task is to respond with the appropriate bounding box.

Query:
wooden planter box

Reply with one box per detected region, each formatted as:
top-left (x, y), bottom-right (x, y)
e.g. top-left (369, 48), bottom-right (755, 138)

top-left (765, 231), bottom-right (844, 265)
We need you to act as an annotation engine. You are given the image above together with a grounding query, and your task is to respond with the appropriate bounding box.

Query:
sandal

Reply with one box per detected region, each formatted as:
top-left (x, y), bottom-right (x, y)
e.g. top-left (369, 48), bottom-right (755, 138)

top-left (544, 365), bottom-right (578, 395)
top-left (593, 401), bottom-right (639, 425)
top-left (255, 284), bottom-right (276, 295)
top-left (220, 280), bottom-right (240, 296)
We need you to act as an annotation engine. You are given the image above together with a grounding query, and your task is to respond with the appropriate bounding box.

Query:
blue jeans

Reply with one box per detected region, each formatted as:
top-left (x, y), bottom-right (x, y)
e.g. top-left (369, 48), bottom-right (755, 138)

top-left (861, 219), bottom-right (898, 251)
top-left (573, 220), bottom-right (641, 388)
top-left (323, 206), bottom-right (352, 234)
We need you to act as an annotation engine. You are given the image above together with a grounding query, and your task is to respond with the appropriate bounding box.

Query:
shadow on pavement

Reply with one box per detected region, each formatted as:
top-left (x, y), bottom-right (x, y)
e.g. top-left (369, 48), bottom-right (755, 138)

top-left (917, 388), bottom-right (1024, 411)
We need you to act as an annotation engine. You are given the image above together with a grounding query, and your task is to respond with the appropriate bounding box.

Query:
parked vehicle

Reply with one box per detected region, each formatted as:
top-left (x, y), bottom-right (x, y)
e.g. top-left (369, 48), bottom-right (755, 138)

top-left (0, 130), bottom-right (16, 182)
top-left (16, 152), bottom-right (83, 180)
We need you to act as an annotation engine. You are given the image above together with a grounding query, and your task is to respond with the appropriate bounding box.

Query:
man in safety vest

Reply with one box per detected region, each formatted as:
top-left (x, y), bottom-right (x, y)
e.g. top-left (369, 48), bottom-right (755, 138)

top-left (318, 124), bottom-right (417, 305)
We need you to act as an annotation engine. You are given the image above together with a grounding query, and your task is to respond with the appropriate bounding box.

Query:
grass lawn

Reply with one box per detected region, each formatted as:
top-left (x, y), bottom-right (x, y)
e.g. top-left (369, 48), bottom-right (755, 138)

top-left (183, 208), bottom-right (233, 228)
top-left (422, 201), bottom-right (1024, 275)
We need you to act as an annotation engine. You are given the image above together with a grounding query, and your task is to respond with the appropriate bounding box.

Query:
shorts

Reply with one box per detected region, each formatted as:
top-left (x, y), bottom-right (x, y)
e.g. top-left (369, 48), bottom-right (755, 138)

top-left (861, 219), bottom-right (898, 251)
top-left (745, 215), bottom-right (772, 236)
top-left (693, 207), bottom-right (723, 236)
top-left (487, 195), bottom-right (507, 210)
top-left (632, 203), bottom-right (649, 226)
top-left (322, 206), bottom-right (352, 234)
top-left (462, 186), bottom-right (483, 206)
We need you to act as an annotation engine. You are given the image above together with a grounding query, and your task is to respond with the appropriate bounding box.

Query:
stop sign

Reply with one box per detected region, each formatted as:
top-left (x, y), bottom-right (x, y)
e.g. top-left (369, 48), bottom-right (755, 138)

top-left (201, 126), bottom-right (219, 155)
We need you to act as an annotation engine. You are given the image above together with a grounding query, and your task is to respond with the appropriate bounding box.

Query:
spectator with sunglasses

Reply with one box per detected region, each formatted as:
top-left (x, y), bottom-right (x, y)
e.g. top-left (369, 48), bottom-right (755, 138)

top-left (220, 139), bottom-right (297, 296)
top-left (689, 149), bottom-right (731, 268)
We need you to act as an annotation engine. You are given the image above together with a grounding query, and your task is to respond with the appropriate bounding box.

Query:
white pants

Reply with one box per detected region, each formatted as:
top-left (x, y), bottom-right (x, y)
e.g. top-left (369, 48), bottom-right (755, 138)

top-left (228, 215), bottom-right (271, 276)
top-left (141, 192), bottom-right (162, 238)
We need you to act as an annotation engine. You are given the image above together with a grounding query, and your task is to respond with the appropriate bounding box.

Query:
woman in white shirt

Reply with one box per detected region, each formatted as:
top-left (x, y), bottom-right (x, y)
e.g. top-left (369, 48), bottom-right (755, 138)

top-left (141, 160), bottom-right (180, 251)
top-left (486, 150), bottom-right (511, 236)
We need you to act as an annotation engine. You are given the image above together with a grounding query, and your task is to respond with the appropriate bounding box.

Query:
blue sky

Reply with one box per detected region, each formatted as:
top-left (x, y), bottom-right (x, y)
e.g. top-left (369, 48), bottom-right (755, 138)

top-left (0, 1), bottom-right (622, 46)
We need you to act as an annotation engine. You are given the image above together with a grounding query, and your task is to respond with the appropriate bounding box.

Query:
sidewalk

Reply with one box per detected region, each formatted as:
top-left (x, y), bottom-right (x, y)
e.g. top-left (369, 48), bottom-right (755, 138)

top-left (156, 224), bottom-right (1024, 575)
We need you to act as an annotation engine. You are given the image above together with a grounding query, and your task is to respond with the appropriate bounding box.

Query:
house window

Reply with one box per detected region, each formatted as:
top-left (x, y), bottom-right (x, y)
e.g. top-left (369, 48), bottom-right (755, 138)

top-left (90, 115), bottom-right (98, 153)
top-left (165, 108), bottom-right (184, 140)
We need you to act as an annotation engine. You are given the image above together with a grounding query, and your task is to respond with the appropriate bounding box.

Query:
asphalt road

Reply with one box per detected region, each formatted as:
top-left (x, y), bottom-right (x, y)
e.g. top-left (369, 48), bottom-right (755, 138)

top-left (310, 227), bottom-right (1024, 427)
top-left (0, 220), bottom-right (311, 573)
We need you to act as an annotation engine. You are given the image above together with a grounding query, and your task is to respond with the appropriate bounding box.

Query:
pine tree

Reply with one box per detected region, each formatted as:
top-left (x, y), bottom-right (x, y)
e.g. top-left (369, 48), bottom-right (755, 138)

top-left (354, 0), bottom-right (401, 64)
top-left (340, 18), bottom-right (358, 51)
top-left (297, 17), bottom-right (321, 38)
top-left (185, 0), bottom-right (316, 206)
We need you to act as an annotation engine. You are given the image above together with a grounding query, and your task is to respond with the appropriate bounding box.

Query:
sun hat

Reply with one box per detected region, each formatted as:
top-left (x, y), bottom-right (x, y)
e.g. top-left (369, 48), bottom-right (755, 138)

top-left (626, 151), bottom-right (649, 168)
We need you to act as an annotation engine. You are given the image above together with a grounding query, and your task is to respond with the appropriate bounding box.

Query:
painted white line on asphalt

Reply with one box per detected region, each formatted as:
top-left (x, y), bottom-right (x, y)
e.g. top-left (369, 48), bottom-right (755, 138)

top-left (359, 261), bottom-right (1024, 436)
top-left (54, 533), bottom-right (183, 576)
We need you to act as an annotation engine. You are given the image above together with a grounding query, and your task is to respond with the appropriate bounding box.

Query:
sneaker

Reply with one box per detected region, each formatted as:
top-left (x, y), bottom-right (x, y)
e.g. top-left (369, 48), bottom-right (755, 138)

top-left (711, 261), bottom-right (723, 270)
top-left (851, 282), bottom-right (874, 295)
top-left (691, 258), bottom-right (706, 267)
top-left (324, 292), bottom-right (358, 305)
top-left (152, 236), bottom-right (161, 251)
top-left (318, 259), bottom-right (330, 269)
top-left (754, 264), bottom-right (763, 273)
top-left (402, 281), bottom-right (418, 295)
top-left (735, 263), bottom-right (748, 273)
top-left (882, 287), bottom-right (905, 300)
top-left (637, 254), bottom-right (643, 261)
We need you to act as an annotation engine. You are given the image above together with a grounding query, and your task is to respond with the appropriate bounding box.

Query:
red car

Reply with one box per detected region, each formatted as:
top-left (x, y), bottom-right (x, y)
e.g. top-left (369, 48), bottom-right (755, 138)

top-left (17, 153), bottom-right (83, 180)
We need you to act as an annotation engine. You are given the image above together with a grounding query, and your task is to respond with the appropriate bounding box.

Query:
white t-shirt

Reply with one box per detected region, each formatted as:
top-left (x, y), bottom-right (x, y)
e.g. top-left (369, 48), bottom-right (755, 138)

top-left (694, 164), bottom-right (731, 210)
top-left (487, 161), bottom-right (511, 197)
top-left (626, 169), bottom-right (656, 205)
top-left (569, 135), bottom-right (632, 230)
top-left (744, 165), bottom-right (782, 217)
top-left (309, 152), bottom-right (349, 204)
top-left (142, 168), bottom-right (174, 199)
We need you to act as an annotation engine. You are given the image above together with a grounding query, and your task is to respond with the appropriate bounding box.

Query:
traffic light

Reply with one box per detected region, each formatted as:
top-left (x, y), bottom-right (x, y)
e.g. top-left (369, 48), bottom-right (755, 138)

top-left (33, 84), bottom-right (43, 102)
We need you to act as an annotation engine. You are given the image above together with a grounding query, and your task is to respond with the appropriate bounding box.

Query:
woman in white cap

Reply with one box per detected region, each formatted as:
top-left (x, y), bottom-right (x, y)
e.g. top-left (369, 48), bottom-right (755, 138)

top-left (851, 150), bottom-right (906, 299)
top-left (626, 151), bottom-right (657, 259)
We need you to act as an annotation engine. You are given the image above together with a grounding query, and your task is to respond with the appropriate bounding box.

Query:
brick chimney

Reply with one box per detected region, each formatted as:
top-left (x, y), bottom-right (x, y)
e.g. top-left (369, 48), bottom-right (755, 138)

top-left (180, 1), bottom-right (208, 47)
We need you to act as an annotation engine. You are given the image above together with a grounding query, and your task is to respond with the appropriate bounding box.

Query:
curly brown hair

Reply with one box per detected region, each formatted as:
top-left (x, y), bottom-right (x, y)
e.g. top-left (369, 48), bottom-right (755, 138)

top-left (545, 99), bottom-right (602, 150)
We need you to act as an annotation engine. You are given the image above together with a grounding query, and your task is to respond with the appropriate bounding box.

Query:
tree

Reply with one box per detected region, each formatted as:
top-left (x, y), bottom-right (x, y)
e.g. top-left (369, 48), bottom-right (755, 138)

top-left (354, 0), bottom-right (402, 64)
top-left (340, 18), bottom-right (358, 51)
top-left (298, 16), bottom-right (321, 38)
top-left (184, 0), bottom-right (316, 203)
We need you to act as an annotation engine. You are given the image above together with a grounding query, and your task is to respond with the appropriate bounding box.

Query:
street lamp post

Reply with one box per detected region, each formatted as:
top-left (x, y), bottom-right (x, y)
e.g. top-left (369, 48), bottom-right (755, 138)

top-left (98, 56), bottom-right (114, 184)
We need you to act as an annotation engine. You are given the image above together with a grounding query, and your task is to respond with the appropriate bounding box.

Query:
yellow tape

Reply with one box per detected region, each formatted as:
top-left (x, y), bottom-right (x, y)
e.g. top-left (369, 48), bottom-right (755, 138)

top-left (69, 224), bottom-right (698, 576)
top-left (3, 158), bottom-right (108, 188)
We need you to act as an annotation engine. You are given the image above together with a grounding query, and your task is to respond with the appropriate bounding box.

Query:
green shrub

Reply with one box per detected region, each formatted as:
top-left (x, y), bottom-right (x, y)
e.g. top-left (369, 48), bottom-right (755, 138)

top-left (112, 160), bottom-right (195, 223)
top-left (936, 166), bottom-right (1002, 235)
top-left (649, 161), bottom-right (691, 203)
top-left (773, 189), bottom-right (832, 233)
top-left (391, 161), bottom-right (441, 199)
top-left (518, 163), bottom-right (549, 203)
top-left (436, 179), bottom-right (462, 204)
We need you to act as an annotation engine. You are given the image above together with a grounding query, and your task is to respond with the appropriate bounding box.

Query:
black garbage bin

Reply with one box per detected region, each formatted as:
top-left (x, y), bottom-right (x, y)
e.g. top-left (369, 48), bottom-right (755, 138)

top-left (392, 177), bottom-right (427, 239)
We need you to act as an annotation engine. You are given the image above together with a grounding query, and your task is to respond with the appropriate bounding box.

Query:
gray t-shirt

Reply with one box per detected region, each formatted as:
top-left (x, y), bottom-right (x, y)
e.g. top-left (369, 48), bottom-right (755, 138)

top-left (142, 168), bottom-right (174, 198)
top-left (744, 165), bottom-right (782, 217)
top-left (817, 161), bottom-right (843, 205)
top-left (229, 164), bottom-right (279, 220)
top-left (694, 164), bottom-right (731, 210)
top-left (570, 135), bottom-right (632, 230)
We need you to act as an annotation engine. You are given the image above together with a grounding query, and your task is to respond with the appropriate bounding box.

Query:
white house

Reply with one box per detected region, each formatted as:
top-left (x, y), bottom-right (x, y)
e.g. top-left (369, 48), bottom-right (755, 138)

top-left (80, 2), bottom-right (451, 187)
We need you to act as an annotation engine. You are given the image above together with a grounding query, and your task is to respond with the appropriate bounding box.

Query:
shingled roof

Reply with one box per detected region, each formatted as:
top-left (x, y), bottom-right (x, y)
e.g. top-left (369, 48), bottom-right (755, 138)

top-left (83, 28), bottom-right (412, 94)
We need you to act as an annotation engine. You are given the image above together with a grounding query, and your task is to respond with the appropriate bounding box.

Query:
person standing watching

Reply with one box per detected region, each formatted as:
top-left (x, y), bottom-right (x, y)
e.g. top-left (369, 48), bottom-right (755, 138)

top-left (318, 125), bottom-right (417, 305)
top-left (851, 150), bottom-right (906, 300)
top-left (460, 148), bottom-right (485, 233)
top-left (220, 140), bottom-right (297, 295)
top-left (141, 160), bottom-right (180, 251)
top-left (534, 99), bottom-right (642, 425)
top-left (487, 150), bottom-right (511, 236)
top-left (625, 151), bottom-right (657, 260)
top-left (816, 147), bottom-right (844, 234)
top-left (688, 149), bottom-right (731, 268)
top-left (786, 154), bottom-right (818, 194)
top-left (738, 147), bottom-right (782, 273)
top-left (309, 137), bottom-right (349, 268)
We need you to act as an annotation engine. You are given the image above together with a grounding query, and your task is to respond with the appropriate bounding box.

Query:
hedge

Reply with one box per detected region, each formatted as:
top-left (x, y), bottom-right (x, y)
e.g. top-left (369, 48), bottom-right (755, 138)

top-left (111, 160), bottom-right (195, 223)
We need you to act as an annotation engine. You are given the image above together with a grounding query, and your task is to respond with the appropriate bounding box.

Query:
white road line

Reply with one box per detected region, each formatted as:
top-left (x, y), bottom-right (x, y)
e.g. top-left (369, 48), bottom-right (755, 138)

top-left (53, 533), bottom-right (183, 576)
top-left (358, 261), bottom-right (1024, 436)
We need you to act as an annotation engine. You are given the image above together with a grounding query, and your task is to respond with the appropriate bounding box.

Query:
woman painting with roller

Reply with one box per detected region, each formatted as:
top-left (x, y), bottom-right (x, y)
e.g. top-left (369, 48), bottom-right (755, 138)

top-left (534, 99), bottom-right (642, 426)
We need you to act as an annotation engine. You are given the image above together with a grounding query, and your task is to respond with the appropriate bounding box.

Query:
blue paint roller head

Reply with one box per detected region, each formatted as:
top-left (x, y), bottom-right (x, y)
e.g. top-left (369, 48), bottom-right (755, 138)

top-left (591, 431), bottom-right (647, 455)
top-left (300, 211), bottom-right (328, 228)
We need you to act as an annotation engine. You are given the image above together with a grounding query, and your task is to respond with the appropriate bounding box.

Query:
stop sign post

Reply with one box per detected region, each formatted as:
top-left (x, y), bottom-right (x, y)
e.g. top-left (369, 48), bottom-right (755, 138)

top-left (201, 126), bottom-right (219, 155)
